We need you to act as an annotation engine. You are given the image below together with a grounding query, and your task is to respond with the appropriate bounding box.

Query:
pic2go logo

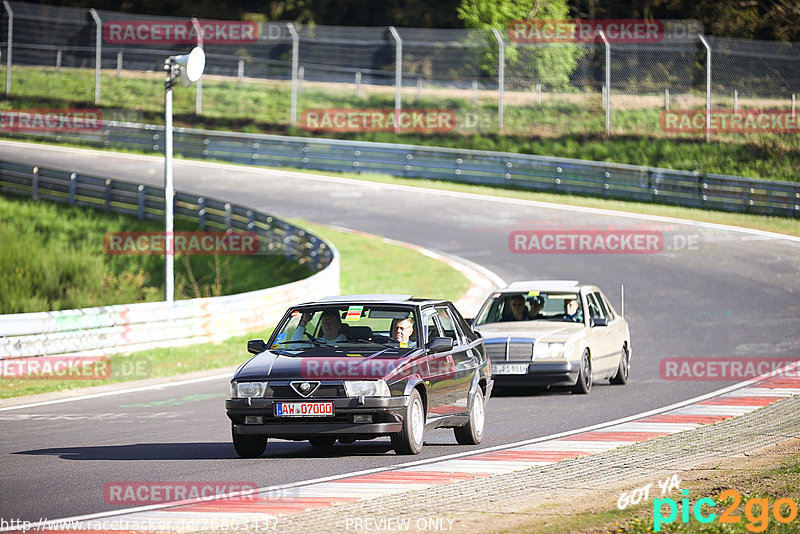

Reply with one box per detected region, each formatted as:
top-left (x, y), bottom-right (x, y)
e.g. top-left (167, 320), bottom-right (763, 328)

top-left (654, 489), bottom-right (799, 532)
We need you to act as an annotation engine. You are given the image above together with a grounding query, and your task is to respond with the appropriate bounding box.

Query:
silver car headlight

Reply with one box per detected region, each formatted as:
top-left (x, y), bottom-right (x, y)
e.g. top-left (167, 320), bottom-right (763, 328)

top-left (534, 342), bottom-right (572, 360)
top-left (232, 381), bottom-right (269, 398)
top-left (344, 380), bottom-right (390, 397)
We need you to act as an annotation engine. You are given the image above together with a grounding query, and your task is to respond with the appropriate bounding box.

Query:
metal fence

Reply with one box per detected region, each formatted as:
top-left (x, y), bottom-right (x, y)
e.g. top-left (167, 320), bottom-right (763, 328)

top-left (0, 159), bottom-right (340, 358)
top-left (2, 2), bottom-right (799, 137)
top-left (3, 121), bottom-right (796, 218)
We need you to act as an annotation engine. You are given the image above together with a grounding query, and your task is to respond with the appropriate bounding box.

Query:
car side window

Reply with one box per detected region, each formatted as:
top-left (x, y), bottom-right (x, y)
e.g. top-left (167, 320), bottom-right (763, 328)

top-left (595, 292), bottom-right (613, 319)
top-left (424, 312), bottom-right (442, 344)
top-left (586, 293), bottom-right (605, 320)
top-left (436, 306), bottom-right (464, 345)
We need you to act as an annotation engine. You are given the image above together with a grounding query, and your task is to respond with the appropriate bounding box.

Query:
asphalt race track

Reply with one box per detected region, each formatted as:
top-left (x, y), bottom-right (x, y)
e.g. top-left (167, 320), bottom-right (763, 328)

top-left (1, 141), bottom-right (799, 523)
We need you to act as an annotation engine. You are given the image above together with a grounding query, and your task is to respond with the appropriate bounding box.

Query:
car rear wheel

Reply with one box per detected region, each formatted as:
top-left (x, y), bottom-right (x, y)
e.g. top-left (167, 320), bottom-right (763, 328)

top-left (454, 388), bottom-right (485, 445)
top-left (571, 349), bottom-right (592, 394)
top-left (391, 389), bottom-right (425, 455)
top-left (308, 437), bottom-right (337, 447)
top-left (232, 427), bottom-right (268, 458)
top-left (610, 345), bottom-right (630, 385)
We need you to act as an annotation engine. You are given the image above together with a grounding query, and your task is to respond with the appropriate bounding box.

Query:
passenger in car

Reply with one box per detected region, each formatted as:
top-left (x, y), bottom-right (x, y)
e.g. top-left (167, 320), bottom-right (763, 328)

top-left (529, 295), bottom-right (545, 319)
top-left (390, 317), bottom-right (416, 348)
top-left (503, 295), bottom-right (530, 321)
top-left (293, 310), bottom-right (347, 344)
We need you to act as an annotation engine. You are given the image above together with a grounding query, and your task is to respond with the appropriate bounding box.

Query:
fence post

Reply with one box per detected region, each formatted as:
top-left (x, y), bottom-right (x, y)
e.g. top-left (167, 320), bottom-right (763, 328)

top-left (198, 197), bottom-right (206, 230)
top-left (89, 9), bottom-right (101, 105)
top-left (237, 59), bottom-right (244, 87)
top-left (599, 30), bottom-right (610, 136)
top-left (355, 71), bottom-right (361, 98)
top-left (536, 82), bottom-right (541, 105)
top-left (792, 94), bottom-right (796, 119)
top-left (56, 49), bottom-right (61, 72)
top-left (491, 29), bottom-right (504, 133)
top-left (105, 178), bottom-right (112, 210)
top-left (137, 184), bottom-right (145, 220)
top-left (192, 18), bottom-right (203, 116)
top-left (287, 23), bottom-right (299, 127)
top-left (416, 77), bottom-right (422, 101)
top-left (298, 65), bottom-right (304, 94)
top-left (699, 34), bottom-right (711, 143)
top-left (665, 88), bottom-right (669, 110)
top-left (3, 1), bottom-right (12, 96)
top-left (734, 89), bottom-right (738, 113)
top-left (31, 166), bottom-right (39, 201)
top-left (389, 26), bottom-right (402, 132)
top-left (225, 202), bottom-right (232, 230)
top-left (472, 80), bottom-right (478, 106)
top-left (116, 51), bottom-right (122, 79)
top-left (68, 173), bottom-right (77, 206)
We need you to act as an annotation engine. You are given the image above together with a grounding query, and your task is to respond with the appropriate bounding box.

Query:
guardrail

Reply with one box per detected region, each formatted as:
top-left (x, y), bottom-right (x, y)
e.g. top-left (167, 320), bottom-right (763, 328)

top-left (3, 122), bottom-right (797, 218)
top-left (0, 160), bottom-right (339, 358)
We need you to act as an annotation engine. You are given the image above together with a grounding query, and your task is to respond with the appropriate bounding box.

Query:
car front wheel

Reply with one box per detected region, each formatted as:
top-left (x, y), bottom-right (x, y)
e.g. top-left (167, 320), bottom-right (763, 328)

top-left (454, 388), bottom-right (485, 445)
top-left (232, 426), bottom-right (268, 458)
top-left (391, 389), bottom-right (425, 455)
top-left (571, 349), bottom-right (592, 394)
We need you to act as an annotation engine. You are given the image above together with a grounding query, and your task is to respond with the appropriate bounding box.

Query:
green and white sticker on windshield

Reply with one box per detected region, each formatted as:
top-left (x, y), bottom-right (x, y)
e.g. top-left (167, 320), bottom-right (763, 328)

top-left (345, 306), bottom-right (363, 321)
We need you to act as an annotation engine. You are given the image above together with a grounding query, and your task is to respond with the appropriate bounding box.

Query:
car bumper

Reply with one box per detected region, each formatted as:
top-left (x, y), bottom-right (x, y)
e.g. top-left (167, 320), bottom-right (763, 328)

top-left (226, 396), bottom-right (407, 437)
top-left (491, 360), bottom-right (580, 387)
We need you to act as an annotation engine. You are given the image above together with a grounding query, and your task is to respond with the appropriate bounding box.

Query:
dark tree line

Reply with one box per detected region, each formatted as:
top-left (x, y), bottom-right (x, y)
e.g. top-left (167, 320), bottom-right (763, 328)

top-left (27, 0), bottom-right (800, 41)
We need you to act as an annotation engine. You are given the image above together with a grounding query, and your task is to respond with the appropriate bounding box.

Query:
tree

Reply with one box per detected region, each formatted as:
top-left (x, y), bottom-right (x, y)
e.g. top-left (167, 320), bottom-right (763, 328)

top-left (458, 0), bottom-right (586, 90)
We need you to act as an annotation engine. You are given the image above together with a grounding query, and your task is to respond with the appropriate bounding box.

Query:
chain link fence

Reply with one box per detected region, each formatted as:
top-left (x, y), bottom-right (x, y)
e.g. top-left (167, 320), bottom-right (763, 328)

top-left (1, 1), bottom-right (798, 138)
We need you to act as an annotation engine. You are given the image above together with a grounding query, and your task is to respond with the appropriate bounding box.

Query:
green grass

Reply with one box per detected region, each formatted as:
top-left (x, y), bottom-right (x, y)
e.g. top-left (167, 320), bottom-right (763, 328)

top-left (0, 220), bottom-right (471, 398)
top-left (3, 66), bottom-right (799, 182)
top-left (0, 193), bottom-right (308, 313)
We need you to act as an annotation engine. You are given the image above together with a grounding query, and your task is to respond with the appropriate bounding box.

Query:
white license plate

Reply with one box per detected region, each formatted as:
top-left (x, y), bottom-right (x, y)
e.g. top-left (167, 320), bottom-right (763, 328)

top-left (274, 401), bottom-right (334, 417)
top-left (493, 363), bottom-right (529, 375)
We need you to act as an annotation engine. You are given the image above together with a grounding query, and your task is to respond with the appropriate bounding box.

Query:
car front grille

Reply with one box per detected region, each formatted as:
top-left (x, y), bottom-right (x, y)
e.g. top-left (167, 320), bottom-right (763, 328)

top-left (268, 385), bottom-right (345, 398)
top-left (484, 340), bottom-right (534, 361)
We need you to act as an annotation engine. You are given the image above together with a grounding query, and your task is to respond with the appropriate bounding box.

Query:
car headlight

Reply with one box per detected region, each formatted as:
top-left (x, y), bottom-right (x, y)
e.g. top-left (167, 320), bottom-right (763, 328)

top-left (534, 342), bottom-right (571, 360)
top-left (344, 380), bottom-right (390, 397)
top-left (231, 381), bottom-right (269, 398)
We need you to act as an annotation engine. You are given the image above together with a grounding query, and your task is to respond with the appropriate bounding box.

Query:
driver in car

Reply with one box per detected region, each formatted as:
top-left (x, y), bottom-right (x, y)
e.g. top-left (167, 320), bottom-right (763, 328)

top-left (390, 317), bottom-right (416, 348)
top-left (561, 298), bottom-right (582, 322)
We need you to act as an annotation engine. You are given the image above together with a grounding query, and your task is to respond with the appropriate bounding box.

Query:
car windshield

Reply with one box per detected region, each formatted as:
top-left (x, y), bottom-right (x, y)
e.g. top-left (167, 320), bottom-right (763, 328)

top-left (474, 291), bottom-right (584, 325)
top-left (270, 305), bottom-right (418, 352)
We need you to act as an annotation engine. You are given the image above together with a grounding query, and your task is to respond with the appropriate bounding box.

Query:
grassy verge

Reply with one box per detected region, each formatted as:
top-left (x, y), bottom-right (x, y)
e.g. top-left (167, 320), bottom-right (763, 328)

top-left (3, 66), bottom-right (799, 182)
top-left (0, 193), bottom-right (307, 313)
top-left (0, 220), bottom-right (471, 399)
top-left (506, 447), bottom-right (800, 533)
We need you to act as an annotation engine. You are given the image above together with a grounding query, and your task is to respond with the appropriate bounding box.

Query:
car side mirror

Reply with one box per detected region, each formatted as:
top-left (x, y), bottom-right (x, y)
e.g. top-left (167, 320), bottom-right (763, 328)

top-left (427, 337), bottom-right (454, 353)
top-left (247, 339), bottom-right (268, 354)
top-left (590, 317), bottom-right (608, 327)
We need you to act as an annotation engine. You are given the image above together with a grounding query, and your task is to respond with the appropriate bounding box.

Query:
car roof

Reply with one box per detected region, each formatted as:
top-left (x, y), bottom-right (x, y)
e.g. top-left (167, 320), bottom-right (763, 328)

top-left (307, 295), bottom-right (449, 306)
top-left (502, 280), bottom-right (582, 293)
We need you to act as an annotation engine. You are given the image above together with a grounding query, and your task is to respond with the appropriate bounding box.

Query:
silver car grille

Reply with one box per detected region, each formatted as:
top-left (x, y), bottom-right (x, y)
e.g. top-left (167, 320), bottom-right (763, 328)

top-left (484, 340), bottom-right (534, 361)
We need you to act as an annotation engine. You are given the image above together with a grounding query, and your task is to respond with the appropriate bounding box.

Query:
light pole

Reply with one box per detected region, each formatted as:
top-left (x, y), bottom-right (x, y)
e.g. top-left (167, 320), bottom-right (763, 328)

top-left (163, 47), bottom-right (204, 302)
